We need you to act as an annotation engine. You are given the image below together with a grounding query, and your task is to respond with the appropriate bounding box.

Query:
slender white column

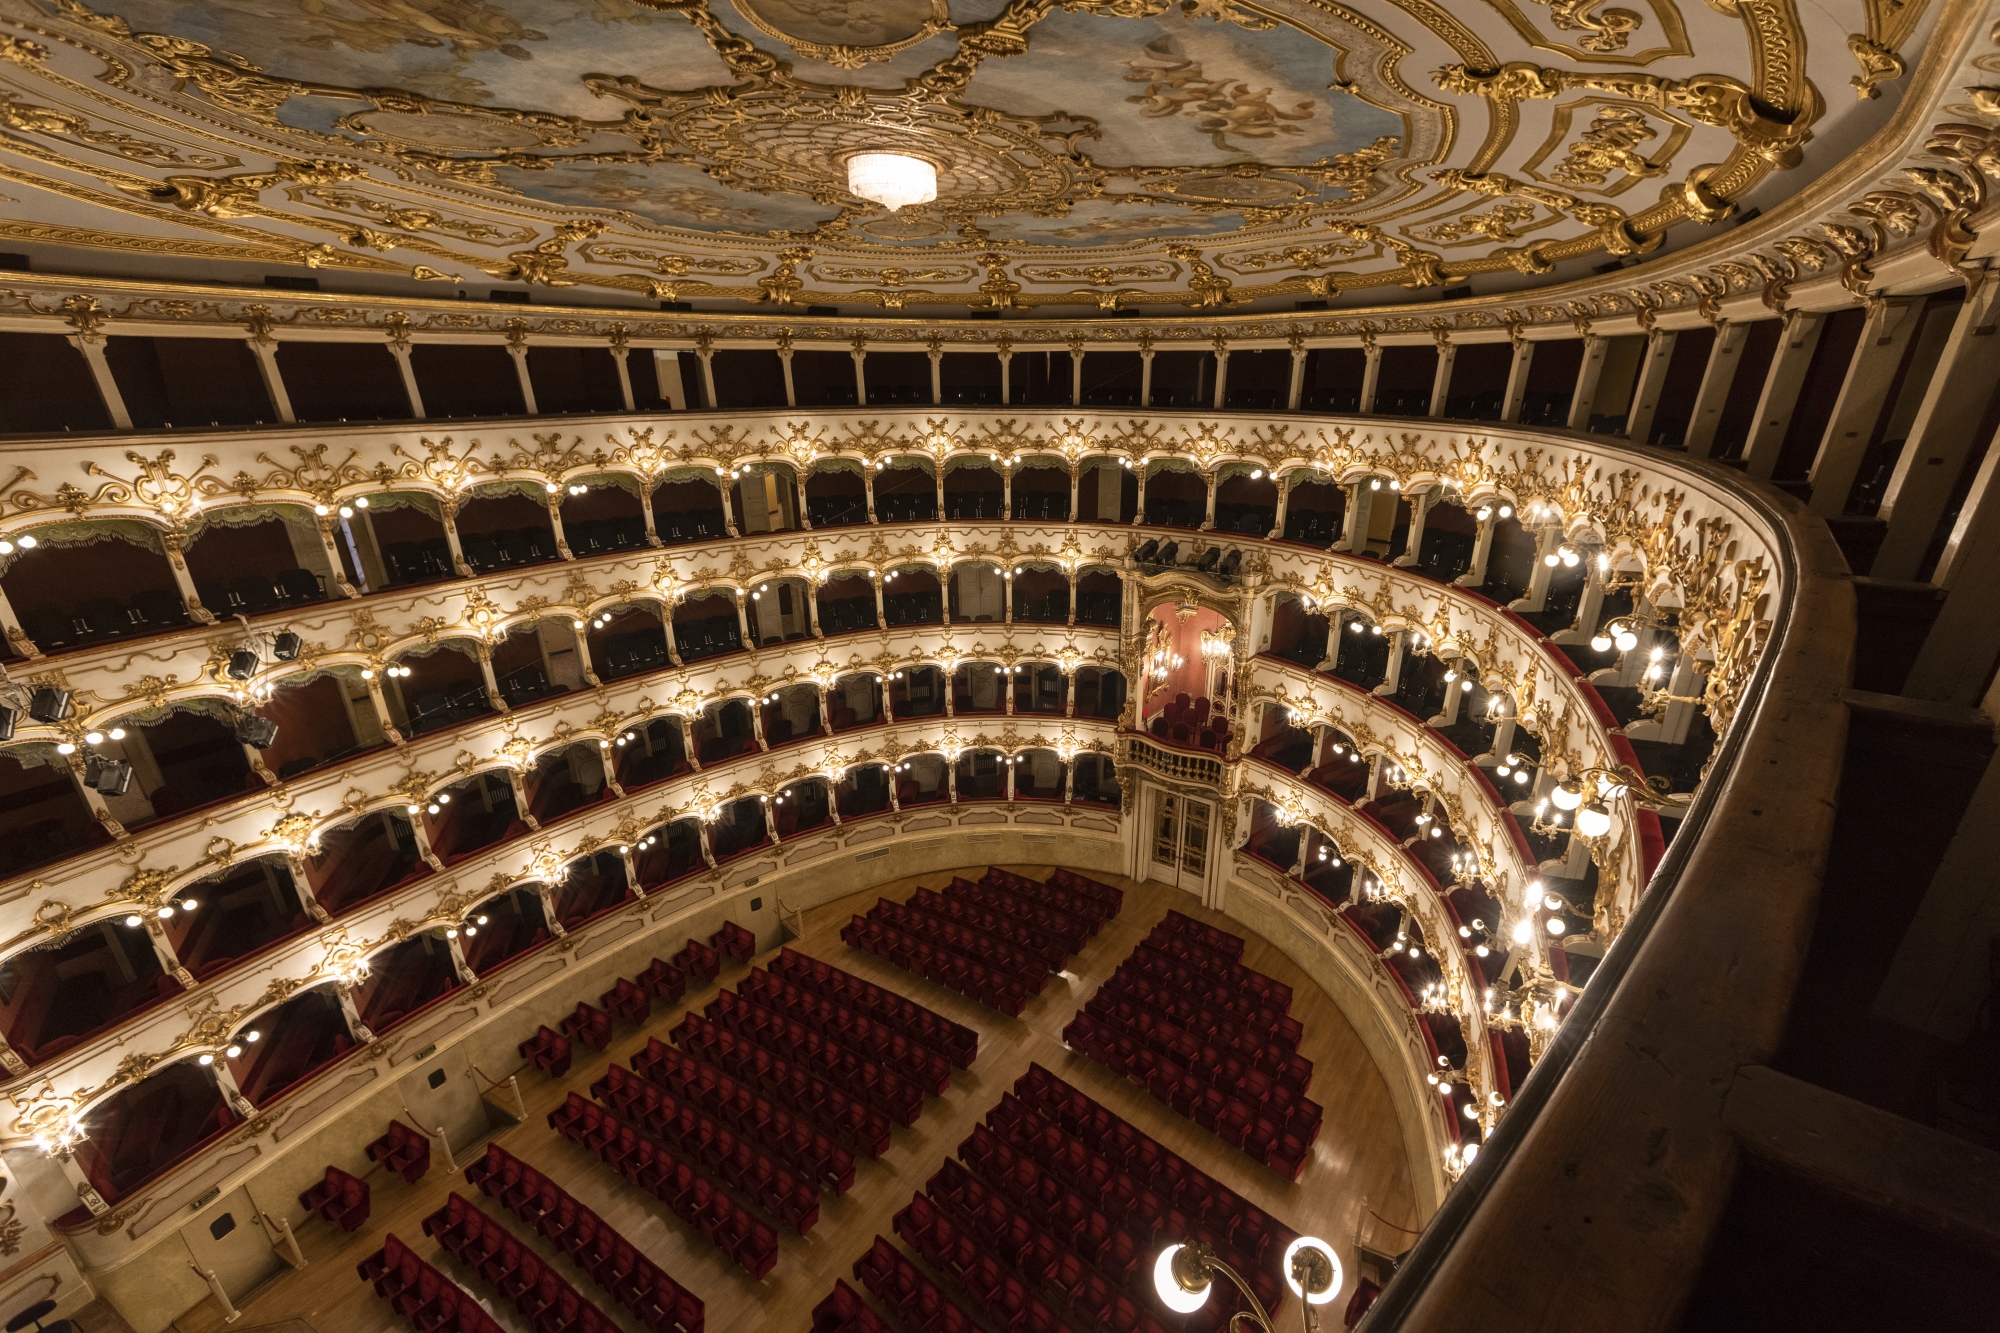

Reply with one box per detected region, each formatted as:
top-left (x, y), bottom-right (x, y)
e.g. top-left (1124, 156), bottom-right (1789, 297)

top-left (314, 515), bottom-right (359, 597)
top-left (1393, 489), bottom-right (1431, 568)
top-left (55, 1150), bottom-right (111, 1215)
top-left (1624, 329), bottom-right (1678, 444)
top-left (0, 582), bottom-right (36, 659)
top-left (476, 641), bottom-right (507, 711)
top-left (609, 345), bottom-right (636, 411)
top-left (697, 349), bottom-right (718, 409)
top-left (388, 341), bottom-right (425, 418)
top-left (930, 350), bottom-right (943, 405)
top-left (1212, 349), bottom-right (1229, 410)
top-left (1270, 474), bottom-right (1290, 540)
top-left (1508, 527), bottom-right (1561, 613)
top-left (247, 340), bottom-right (296, 423)
top-left (851, 345), bottom-right (867, 405)
top-left (1139, 350), bottom-right (1153, 407)
top-left (536, 883), bottom-right (566, 936)
top-left (546, 495), bottom-right (573, 560)
top-left (1683, 321), bottom-right (1753, 457)
top-left (1428, 341), bottom-right (1456, 418)
top-left (334, 982), bottom-right (377, 1043)
top-left (1808, 297), bottom-right (1925, 516)
top-left (1358, 344), bottom-right (1382, 413)
top-left (638, 481), bottom-right (660, 547)
top-left (661, 606), bottom-right (681, 666)
top-left (1287, 346), bottom-right (1306, 410)
top-left (1874, 276), bottom-right (2000, 580)
top-left (507, 344), bottom-right (538, 414)
top-left (778, 349), bottom-right (797, 407)
top-left (652, 350), bottom-right (687, 409)
top-left (717, 474), bottom-right (738, 537)
top-left (1500, 340), bottom-right (1533, 423)
top-left (1624, 651), bottom-right (1705, 745)
top-left (68, 333), bottom-right (133, 429)
top-left (162, 537), bottom-right (215, 623)
top-left (1372, 630), bottom-right (1407, 696)
top-left (571, 621), bottom-right (600, 686)
top-left (1454, 511), bottom-right (1497, 587)
top-left (1741, 310), bottom-right (1827, 478)
top-left (1566, 335), bottom-right (1608, 432)
top-left (1342, 483), bottom-right (1374, 554)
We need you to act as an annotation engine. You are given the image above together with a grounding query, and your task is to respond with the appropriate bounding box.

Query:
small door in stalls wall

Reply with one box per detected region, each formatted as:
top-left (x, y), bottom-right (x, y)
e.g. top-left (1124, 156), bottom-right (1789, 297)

top-left (181, 1187), bottom-right (285, 1308)
top-left (398, 1044), bottom-right (491, 1153)
top-left (1146, 786), bottom-right (1213, 895)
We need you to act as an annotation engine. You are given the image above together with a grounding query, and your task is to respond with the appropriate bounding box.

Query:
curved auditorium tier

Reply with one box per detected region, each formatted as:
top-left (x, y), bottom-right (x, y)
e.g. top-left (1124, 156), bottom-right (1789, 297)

top-left (2, 14), bottom-right (1992, 1308)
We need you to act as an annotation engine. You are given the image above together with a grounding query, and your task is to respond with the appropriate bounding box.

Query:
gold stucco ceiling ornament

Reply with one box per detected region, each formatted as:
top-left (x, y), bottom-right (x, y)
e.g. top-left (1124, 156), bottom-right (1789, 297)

top-left (1435, 62), bottom-right (1819, 170)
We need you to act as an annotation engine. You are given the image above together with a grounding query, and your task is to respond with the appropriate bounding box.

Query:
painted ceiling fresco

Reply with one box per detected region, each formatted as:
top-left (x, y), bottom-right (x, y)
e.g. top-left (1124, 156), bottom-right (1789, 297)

top-left (0, 0), bottom-right (1938, 310)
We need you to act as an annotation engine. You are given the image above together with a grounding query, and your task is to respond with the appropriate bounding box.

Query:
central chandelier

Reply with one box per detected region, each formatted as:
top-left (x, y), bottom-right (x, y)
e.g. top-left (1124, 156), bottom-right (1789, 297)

top-left (846, 152), bottom-right (937, 211)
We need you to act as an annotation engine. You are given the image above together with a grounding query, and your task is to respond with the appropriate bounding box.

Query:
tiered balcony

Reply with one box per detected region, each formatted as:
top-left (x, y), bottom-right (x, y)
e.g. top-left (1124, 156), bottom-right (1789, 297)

top-left (0, 408), bottom-right (1772, 1302)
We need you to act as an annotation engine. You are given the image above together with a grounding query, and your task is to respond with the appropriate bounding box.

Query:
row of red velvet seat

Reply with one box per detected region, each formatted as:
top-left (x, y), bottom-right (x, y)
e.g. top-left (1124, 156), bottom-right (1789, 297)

top-left (738, 969), bottom-right (955, 1093)
top-left (1140, 928), bottom-right (1291, 1012)
top-left (841, 913), bottom-right (1031, 1017)
top-left (1095, 969), bottom-right (1303, 1062)
top-left (462, 1142), bottom-right (704, 1333)
top-left (614, 1052), bottom-right (858, 1194)
top-left (904, 886), bottom-right (1072, 972)
top-left (892, 1198), bottom-right (1076, 1333)
top-left (867, 898), bottom-right (1052, 987)
top-left (982, 866), bottom-right (1121, 931)
top-left (809, 1279), bottom-right (895, 1333)
top-left (359, 1233), bottom-right (514, 1333)
top-left (1062, 1013), bottom-right (1316, 1180)
top-left (1121, 943), bottom-right (1294, 1041)
top-left (854, 1235), bottom-right (997, 1333)
top-left (367, 1119), bottom-right (434, 1184)
top-left (423, 1191), bottom-right (702, 1333)
top-left (943, 877), bottom-right (1094, 956)
top-left (904, 1161), bottom-right (1170, 1333)
top-left (700, 989), bottom-right (928, 1126)
top-left (852, 1064), bottom-right (1295, 1333)
top-left (1008, 1064), bottom-right (1298, 1284)
top-left (587, 1064), bottom-right (821, 1234)
top-left (557, 939), bottom-right (724, 1053)
top-left (419, 1195), bottom-right (615, 1333)
top-left (767, 947), bottom-right (980, 1068)
top-left (1152, 908), bottom-right (1245, 962)
top-left (1040, 868), bottom-right (1124, 915)
top-left (661, 1019), bottom-right (895, 1157)
top-left (1067, 918), bottom-right (1319, 1175)
top-left (1081, 992), bottom-right (1316, 1105)
top-left (548, 1092), bottom-right (780, 1278)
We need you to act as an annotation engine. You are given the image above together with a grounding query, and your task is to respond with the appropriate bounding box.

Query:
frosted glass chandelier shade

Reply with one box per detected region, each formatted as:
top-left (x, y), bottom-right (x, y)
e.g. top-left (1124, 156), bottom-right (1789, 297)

top-left (847, 153), bottom-right (937, 211)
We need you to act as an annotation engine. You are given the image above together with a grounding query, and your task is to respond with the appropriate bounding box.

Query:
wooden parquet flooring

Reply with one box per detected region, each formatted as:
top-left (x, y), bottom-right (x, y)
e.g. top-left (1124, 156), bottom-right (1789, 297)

top-left (174, 868), bottom-right (1418, 1333)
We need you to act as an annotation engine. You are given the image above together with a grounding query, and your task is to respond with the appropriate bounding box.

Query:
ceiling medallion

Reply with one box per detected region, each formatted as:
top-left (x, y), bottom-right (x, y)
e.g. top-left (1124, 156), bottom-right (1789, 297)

top-left (847, 154), bottom-right (940, 212)
top-left (729, 0), bottom-right (954, 68)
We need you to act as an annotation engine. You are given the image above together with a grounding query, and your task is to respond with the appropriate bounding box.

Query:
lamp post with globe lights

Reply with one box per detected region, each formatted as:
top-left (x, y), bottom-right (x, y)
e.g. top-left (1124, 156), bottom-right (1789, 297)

top-left (1155, 1236), bottom-right (1343, 1331)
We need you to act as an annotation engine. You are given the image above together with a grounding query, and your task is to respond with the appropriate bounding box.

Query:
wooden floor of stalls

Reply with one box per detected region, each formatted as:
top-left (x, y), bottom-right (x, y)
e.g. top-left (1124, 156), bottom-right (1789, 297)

top-left (172, 867), bottom-right (1420, 1333)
